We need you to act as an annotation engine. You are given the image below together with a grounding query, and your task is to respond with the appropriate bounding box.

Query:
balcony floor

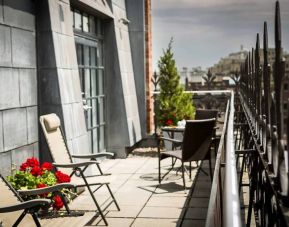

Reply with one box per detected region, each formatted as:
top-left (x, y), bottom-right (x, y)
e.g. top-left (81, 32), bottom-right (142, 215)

top-left (41, 155), bottom-right (212, 227)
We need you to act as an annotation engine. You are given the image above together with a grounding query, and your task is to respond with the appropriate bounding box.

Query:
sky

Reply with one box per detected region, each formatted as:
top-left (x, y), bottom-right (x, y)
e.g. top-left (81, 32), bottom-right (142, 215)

top-left (152, 0), bottom-right (289, 71)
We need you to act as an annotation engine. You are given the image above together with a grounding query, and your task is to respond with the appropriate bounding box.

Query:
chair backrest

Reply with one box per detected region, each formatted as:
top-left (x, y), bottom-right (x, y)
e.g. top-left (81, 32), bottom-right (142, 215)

top-left (195, 109), bottom-right (218, 120)
top-left (40, 114), bottom-right (73, 175)
top-left (0, 175), bottom-right (33, 226)
top-left (182, 119), bottom-right (215, 162)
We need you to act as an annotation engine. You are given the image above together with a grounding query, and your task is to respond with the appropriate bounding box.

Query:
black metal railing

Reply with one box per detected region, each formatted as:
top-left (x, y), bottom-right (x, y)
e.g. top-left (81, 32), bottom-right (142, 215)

top-left (235, 1), bottom-right (289, 226)
top-left (206, 91), bottom-right (242, 227)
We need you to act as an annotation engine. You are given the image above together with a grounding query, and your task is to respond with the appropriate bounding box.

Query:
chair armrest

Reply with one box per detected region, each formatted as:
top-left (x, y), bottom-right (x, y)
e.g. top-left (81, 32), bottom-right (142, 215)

top-left (18, 183), bottom-right (76, 196)
top-left (71, 152), bottom-right (114, 159)
top-left (0, 199), bottom-right (50, 213)
top-left (53, 161), bottom-right (99, 168)
top-left (160, 137), bottom-right (182, 144)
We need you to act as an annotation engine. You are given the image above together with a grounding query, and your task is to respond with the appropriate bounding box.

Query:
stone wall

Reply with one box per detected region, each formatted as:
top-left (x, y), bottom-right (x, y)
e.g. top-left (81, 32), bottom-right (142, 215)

top-left (105, 0), bottom-right (142, 157)
top-left (0, 0), bottom-right (38, 176)
top-left (126, 0), bottom-right (146, 137)
top-left (36, 0), bottom-right (89, 162)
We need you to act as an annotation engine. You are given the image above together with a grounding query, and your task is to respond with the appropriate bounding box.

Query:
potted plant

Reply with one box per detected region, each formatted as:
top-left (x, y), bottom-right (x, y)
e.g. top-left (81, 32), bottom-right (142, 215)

top-left (156, 39), bottom-right (195, 127)
top-left (7, 157), bottom-right (72, 212)
top-left (156, 39), bottom-right (195, 148)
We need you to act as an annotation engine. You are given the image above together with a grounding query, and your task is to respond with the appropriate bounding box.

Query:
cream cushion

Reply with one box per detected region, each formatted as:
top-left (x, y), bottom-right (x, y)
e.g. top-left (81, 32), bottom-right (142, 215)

top-left (43, 113), bottom-right (61, 132)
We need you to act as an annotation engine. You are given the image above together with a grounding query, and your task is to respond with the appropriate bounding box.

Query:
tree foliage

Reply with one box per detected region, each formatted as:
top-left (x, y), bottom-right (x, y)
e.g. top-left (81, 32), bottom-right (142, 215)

top-left (156, 39), bottom-right (195, 126)
top-left (202, 69), bottom-right (216, 90)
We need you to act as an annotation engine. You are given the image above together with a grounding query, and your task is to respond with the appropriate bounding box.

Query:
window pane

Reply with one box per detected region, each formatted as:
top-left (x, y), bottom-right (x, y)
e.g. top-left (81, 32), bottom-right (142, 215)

top-left (76, 44), bottom-right (83, 65)
top-left (79, 68), bottom-right (84, 92)
top-left (89, 15), bottom-right (96, 34)
top-left (87, 100), bottom-right (92, 128)
top-left (91, 69), bottom-right (97, 96)
top-left (97, 43), bottom-right (103, 66)
top-left (84, 68), bottom-right (91, 97)
top-left (92, 99), bottom-right (97, 127)
top-left (83, 13), bottom-right (89, 32)
top-left (98, 98), bottom-right (105, 124)
top-left (88, 130), bottom-right (92, 153)
top-left (97, 19), bottom-right (103, 35)
top-left (92, 129), bottom-right (98, 153)
top-left (74, 11), bottom-right (82, 30)
top-left (99, 126), bottom-right (105, 152)
top-left (83, 46), bottom-right (90, 66)
top-left (98, 69), bottom-right (104, 95)
top-left (90, 47), bottom-right (96, 67)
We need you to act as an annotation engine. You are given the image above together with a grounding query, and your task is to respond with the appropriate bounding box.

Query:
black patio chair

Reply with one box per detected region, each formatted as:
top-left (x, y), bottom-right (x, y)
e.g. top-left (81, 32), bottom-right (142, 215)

top-left (158, 118), bottom-right (216, 189)
top-left (0, 174), bottom-right (77, 227)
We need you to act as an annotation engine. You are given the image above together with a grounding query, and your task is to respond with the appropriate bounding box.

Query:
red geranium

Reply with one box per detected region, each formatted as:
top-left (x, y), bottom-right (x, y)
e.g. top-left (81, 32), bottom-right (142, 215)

top-left (26, 157), bottom-right (39, 168)
top-left (30, 166), bottom-right (42, 176)
top-left (166, 119), bottom-right (174, 126)
top-left (41, 162), bottom-right (53, 171)
top-left (53, 195), bottom-right (64, 210)
top-left (20, 162), bottom-right (29, 171)
top-left (55, 171), bottom-right (71, 183)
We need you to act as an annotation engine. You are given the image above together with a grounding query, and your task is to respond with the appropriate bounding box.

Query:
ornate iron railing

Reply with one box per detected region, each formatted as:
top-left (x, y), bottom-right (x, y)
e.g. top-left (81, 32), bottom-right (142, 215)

top-left (234, 1), bottom-right (289, 226)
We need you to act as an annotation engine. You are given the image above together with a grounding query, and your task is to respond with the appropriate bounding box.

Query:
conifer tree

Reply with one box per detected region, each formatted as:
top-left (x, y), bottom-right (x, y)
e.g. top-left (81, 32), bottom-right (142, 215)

top-left (156, 39), bottom-right (195, 126)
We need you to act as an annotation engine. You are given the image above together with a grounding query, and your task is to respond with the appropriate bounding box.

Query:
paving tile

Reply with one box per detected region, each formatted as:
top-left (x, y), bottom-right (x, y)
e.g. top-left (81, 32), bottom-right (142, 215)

top-left (132, 218), bottom-right (180, 227)
top-left (85, 216), bottom-right (134, 227)
top-left (106, 205), bottom-right (143, 218)
top-left (138, 206), bottom-right (184, 219)
top-left (116, 191), bottom-right (152, 206)
top-left (146, 195), bottom-right (188, 207)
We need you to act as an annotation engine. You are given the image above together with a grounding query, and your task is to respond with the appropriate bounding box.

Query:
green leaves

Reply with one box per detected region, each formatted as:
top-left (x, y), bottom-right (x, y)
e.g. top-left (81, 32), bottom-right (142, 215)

top-left (156, 39), bottom-right (195, 126)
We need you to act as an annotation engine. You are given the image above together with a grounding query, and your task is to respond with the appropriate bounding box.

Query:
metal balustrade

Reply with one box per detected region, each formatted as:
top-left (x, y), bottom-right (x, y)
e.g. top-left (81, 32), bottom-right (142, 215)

top-left (229, 1), bottom-right (289, 226)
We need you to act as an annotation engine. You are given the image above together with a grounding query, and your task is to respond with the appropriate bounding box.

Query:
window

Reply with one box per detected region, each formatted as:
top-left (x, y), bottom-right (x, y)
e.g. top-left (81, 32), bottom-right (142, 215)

top-left (72, 8), bottom-right (103, 36)
top-left (73, 8), bottom-right (106, 153)
top-left (284, 83), bottom-right (288, 91)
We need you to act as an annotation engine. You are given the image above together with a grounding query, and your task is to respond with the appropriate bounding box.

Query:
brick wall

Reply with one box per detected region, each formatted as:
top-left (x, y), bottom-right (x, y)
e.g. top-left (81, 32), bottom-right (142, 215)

top-left (145, 0), bottom-right (153, 133)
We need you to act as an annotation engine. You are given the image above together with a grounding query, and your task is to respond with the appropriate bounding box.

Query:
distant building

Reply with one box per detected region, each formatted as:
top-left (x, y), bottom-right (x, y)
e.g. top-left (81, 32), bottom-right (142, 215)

top-left (179, 66), bottom-right (206, 87)
top-left (210, 46), bottom-right (248, 83)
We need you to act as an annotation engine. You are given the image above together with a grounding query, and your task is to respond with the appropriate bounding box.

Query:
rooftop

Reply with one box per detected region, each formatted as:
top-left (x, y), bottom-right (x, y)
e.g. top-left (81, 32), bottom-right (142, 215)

top-left (40, 155), bottom-right (213, 227)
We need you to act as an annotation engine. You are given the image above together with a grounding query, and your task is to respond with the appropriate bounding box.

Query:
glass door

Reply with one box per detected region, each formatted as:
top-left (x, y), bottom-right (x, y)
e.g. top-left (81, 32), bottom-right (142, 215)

top-left (72, 9), bottom-right (105, 154)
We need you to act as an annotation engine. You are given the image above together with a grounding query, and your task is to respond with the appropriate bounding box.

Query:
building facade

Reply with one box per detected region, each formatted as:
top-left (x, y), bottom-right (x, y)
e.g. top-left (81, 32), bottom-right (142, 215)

top-left (210, 46), bottom-right (247, 82)
top-left (0, 0), bottom-right (150, 176)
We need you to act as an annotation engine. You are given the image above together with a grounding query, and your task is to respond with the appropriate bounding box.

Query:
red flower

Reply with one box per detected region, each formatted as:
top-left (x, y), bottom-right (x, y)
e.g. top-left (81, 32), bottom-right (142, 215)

top-left (37, 183), bottom-right (47, 188)
top-left (26, 157), bottom-right (39, 168)
top-left (20, 162), bottom-right (29, 171)
top-left (166, 119), bottom-right (174, 126)
top-left (37, 183), bottom-right (48, 197)
top-left (41, 162), bottom-right (53, 171)
top-left (55, 171), bottom-right (71, 183)
top-left (30, 166), bottom-right (42, 176)
top-left (53, 195), bottom-right (64, 210)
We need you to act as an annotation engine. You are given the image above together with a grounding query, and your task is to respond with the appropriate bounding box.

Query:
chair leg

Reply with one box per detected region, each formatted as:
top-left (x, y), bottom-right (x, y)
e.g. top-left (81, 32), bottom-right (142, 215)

top-left (79, 170), bottom-right (108, 226)
top-left (96, 163), bottom-right (104, 175)
top-left (105, 184), bottom-right (120, 211)
top-left (31, 213), bottom-right (41, 227)
top-left (182, 162), bottom-right (186, 190)
top-left (13, 210), bottom-right (27, 227)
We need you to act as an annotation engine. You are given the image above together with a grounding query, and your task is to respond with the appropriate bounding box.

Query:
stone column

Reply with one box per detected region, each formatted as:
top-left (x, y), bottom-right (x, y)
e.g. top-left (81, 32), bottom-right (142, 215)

top-left (36, 0), bottom-right (89, 161)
